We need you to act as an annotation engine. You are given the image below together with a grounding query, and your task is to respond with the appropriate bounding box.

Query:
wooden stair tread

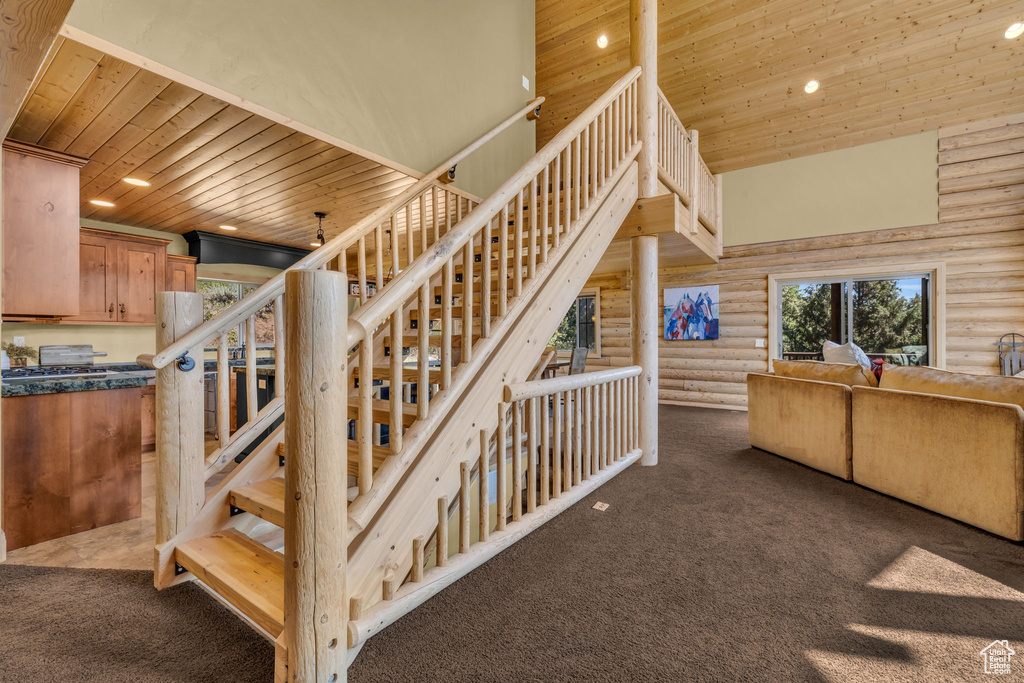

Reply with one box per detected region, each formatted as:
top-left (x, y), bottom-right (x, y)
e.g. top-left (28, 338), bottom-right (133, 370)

top-left (346, 398), bottom-right (418, 427)
top-left (351, 365), bottom-right (442, 382)
top-left (385, 335), bottom-right (474, 349)
top-left (230, 477), bottom-right (285, 527)
top-left (275, 440), bottom-right (391, 476)
top-left (175, 529), bottom-right (284, 637)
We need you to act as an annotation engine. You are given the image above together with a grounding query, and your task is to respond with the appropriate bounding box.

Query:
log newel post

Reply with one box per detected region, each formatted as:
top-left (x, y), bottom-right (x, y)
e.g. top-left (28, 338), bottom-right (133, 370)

top-left (155, 291), bottom-right (206, 546)
top-left (283, 270), bottom-right (348, 683)
top-left (631, 0), bottom-right (659, 465)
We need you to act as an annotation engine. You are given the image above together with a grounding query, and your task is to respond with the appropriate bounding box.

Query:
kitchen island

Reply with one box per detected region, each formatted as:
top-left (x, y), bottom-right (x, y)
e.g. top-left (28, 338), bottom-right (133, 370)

top-left (2, 371), bottom-right (147, 551)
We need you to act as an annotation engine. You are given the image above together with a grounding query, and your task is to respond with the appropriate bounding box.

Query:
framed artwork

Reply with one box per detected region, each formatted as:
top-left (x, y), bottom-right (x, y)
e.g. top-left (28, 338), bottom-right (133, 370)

top-left (664, 286), bottom-right (719, 340)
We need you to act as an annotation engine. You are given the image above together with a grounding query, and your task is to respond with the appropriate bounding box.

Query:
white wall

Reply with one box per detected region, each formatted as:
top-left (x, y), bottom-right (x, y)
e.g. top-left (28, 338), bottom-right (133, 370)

top-left (65, 0), bottom-right (537, 198)
top-left (722, 131), bottom-right (939, 246)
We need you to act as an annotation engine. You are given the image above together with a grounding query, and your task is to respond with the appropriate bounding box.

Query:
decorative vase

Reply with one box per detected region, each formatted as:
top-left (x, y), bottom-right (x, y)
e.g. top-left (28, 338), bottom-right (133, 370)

top-left (10, 356), bottom-right (28, 368)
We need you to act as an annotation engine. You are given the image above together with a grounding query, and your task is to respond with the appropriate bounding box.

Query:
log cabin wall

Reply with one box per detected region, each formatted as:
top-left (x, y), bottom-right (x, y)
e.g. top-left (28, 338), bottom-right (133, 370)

top-left (585, 117), bottom-right (1024, 410)
top-left (938, 114), bottom-right (1024, 223)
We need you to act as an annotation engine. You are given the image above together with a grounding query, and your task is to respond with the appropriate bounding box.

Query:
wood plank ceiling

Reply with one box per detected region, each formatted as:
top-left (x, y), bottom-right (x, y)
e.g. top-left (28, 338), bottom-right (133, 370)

top-left (537, 0), bottom-right (1024, 173)
top-left (6, 37), bottom-right (418, 249)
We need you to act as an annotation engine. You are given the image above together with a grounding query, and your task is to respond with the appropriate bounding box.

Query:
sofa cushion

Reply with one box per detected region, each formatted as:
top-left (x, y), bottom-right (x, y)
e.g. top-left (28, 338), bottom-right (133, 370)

top-left (880, 365), bottom-right (1024, 412)
top-left (773, 360), bottom-right (879, 387)
top-left (822, 340), bottom-right (872, 367)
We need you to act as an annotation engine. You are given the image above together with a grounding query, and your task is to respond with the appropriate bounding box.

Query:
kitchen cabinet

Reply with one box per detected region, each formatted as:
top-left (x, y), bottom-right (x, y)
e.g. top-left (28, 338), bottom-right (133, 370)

top-left (66, 228), bottom-right (169, 325)
top-left (2, 387), bottom-right (142, 551)
top-left (166, 254), bottom-right (197, 292)
top-left (2, 140), bottom-right (88, 318)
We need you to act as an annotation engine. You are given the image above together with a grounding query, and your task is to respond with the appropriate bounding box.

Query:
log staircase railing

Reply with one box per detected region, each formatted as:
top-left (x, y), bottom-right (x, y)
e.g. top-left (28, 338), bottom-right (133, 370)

top-left (143, 56), bottom-right (727, 682)
top-left (139, 97), bottom-right (542, 493)
top-left (342, 66), bottom-right (642, 532)
top-left (656, 88), bottom-right (723, 248)
top-left (346, 365), bottom-right (642, 648)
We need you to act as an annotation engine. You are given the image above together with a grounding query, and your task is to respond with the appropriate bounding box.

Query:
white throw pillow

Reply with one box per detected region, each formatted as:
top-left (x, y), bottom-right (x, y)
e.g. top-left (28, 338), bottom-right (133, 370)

top-left (822, 340), bottom-right (872, 368)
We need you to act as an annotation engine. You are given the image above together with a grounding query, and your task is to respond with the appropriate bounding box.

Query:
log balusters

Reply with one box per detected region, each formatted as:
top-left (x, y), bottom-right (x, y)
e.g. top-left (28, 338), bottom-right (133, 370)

top-left (343, 68), bottom-right (640, 530)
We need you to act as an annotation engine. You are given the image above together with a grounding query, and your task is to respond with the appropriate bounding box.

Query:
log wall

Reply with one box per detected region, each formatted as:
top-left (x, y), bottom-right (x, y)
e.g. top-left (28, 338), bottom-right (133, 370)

top-left (586, 116), bottom-right (1024, 410)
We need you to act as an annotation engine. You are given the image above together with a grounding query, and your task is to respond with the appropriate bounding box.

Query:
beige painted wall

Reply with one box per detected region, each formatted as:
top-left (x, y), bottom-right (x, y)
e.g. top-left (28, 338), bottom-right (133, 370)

top-left (64, 0), bottom-right (536, 199)
top-left (1, 219), bottom-right (281, 363)
top-left (722, 131), bottom-right (939, 246)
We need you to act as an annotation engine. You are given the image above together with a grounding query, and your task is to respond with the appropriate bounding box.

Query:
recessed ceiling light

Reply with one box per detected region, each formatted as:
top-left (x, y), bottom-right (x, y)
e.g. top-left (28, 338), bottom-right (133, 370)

top-left (122, 177), bottom-right (150, 187)
top-left (1006, 22), bottom-right (1024, 39)
top-left (597, 35), bottom-right (609, 49)
top-left (89, 199), bottom-right (115, 207)
top-left (310, 242), bottom-right (321, 247)
top-left (804, 80), bottom-right (820, 94)
top-left (218, 225), bottom-right (237, 231)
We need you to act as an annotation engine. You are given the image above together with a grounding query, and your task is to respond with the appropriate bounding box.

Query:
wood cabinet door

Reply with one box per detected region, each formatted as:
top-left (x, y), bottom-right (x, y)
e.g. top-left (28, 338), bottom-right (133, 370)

top-left (116, 240), bottom-right (165, 323)
top-left (166, 256), bottom-right (197, 292)
top-left (1, 147), bottom-right (81, 316)
top-left (66, 231), bottom-right (119, 323)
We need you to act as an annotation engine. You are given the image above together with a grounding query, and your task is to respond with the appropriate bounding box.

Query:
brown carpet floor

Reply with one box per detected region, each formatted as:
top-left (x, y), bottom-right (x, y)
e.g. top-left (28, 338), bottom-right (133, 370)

top-left (3, 405), bottom-right (1023, 681)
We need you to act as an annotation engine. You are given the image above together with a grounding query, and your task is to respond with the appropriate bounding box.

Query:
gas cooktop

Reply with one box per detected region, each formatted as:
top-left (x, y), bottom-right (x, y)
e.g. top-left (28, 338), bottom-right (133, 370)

top-left (2, 366), bottom-right (111, 380)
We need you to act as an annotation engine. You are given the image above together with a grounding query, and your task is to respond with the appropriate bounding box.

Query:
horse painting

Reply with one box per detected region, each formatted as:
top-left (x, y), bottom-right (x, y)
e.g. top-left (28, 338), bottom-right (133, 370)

top-left (664, 286), bottom-right (720, 340)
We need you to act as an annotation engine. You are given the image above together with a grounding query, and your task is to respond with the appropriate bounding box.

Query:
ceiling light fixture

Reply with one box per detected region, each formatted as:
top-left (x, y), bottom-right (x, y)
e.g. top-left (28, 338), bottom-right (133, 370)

top-left (1006, 22), bottom-right (1024, 39)
top-left (597, 34), bottom-right (609, 49)
top-left (804, 80), bottom-right (820, 94)
top-left (122, 177), bottom-right (150, 187)
top-left (219, 225), bottom-right (237, 231)
top-left (89, 199), bottom-right (115, 207)
top-left (313, 211), bottom-right (327, 248)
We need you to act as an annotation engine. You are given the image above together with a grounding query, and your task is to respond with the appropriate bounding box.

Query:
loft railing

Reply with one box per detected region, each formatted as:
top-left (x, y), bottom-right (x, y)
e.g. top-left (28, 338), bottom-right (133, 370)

top-left (345, 365), bottom-right (642, 648)
top-left (342, 66), bottom-right (642, 532)
top-left (655, 88), bottom-right (722, 241)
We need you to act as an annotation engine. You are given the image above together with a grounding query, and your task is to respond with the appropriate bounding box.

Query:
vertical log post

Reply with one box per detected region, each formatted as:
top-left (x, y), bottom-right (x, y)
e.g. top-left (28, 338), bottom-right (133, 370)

top-left (631, 0), bottom-right (659, 466)
top-left (631, 0), bottom-right (658, 198)
top-left (155, 292), bottom-right (205, 546)
top-left (283, 270), bottom-right (348, 683)
top-left (631, 236), bottom-right (659, 466)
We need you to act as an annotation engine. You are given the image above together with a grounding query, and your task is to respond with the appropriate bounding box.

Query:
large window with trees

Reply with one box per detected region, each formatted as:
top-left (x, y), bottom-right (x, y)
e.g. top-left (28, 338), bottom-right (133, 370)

top-left (775, 271), bottom-right (933, 366)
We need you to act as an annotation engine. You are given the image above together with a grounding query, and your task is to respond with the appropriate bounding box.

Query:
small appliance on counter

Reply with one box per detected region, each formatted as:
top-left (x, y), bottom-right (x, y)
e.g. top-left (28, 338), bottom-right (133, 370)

top-left (39, 344), bottom-right (108, 366)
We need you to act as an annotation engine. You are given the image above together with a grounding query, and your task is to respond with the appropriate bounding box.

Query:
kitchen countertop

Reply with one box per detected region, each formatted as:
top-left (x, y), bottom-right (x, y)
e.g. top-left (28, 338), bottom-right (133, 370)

top-left (95, 358), bottom-right (276, 373)
top-left (1, 358), bottom-right (276, 397)
top-left (2, 372), bottom-right (148, 397)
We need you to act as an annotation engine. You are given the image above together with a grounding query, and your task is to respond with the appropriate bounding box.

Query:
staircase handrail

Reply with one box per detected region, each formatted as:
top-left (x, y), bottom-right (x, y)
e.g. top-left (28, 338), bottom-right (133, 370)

top-left (141, 97), bottom-right (544, 370)
top-left (347, 67), bottom-right (641, 348)
top-left (503, 365), bottom-right (641, 402)
top-left (341, 67), bottom-right (640, 532)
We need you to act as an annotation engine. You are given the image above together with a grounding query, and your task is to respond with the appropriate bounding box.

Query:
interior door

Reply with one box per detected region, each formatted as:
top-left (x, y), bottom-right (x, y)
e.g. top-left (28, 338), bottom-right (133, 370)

top-left (67, 232), bottom-right (118, 323)
top-left (116, 240), bottom-right (165, 323)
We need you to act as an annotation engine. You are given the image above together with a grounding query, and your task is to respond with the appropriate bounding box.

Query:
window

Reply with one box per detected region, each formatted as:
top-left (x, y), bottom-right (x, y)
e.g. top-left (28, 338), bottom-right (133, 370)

top-left (769, 265), bottom-right (944, 369)
top-left (198, 279), bottom-right (275, 347)
top-left (550, 291), bottom-right (600, 355)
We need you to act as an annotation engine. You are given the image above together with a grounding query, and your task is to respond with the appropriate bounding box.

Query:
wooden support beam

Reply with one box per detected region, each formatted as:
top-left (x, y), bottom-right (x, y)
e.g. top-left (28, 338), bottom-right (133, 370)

top-left (283, 269), bottom-right (348, 683)
top-left (631, 0), bottom-right (658, 198)
top-left (617, 193), bottom-right (686, 239)
top-left (631, 236), bottom-right (658, 465)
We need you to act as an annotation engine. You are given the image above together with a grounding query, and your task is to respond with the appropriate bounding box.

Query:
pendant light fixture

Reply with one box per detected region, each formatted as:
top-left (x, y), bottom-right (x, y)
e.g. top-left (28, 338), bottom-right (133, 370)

top-left (312, 211), bottom-right (327, 247)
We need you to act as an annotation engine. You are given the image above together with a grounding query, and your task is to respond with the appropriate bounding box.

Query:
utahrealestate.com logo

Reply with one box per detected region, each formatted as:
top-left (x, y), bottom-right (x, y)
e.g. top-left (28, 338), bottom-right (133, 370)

top-left (981, 640), bottom-right (1015, 675)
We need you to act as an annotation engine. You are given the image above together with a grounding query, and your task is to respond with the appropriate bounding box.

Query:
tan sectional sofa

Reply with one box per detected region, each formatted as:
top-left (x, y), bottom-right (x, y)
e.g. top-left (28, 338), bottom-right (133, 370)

top-left (748, 362), bottom-right (1024, 541)
top-left (852, 366), bottom-right (1024, 542)
top-left (747, 360), bottom-right (878, 480)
